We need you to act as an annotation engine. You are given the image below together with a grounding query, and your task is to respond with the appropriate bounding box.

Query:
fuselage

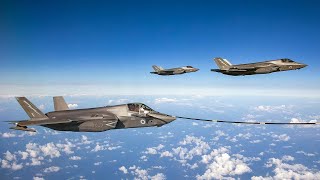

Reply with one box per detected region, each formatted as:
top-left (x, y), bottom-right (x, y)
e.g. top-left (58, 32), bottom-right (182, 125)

top-left (41, 104), bottom-right (176, 132)
top-left (151, 66), bottom-right (199, 75)
top-left (212, 59), bottom-right (307, 76)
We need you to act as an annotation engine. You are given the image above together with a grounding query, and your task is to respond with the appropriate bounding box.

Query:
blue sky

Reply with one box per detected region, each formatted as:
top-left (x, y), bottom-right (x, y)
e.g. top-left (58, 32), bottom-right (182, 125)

top-left (1, 0), bottom-right (320, 96)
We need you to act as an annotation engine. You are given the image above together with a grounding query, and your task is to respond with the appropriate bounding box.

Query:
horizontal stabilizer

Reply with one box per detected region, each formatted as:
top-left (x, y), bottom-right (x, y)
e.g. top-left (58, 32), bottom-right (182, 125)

top-left (10, 126), bottom-right (36, 132)
top-left (17, 119), bottom-right (73, 126)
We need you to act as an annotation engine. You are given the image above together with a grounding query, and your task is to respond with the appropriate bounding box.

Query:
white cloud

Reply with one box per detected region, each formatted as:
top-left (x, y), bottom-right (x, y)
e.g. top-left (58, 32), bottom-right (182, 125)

top-left (81, 135), bottom-right (91, 144)
top-left (11, 163), bottom-right (23, 170)
top-left (69, 156), bottom-right (81, 160)
top-left (271, 134), bottom-right (290, 142)
top-left (67, 103), bottom-right (78, 109)
top-left (33, 177), bottom-right (44, 180)
top-left (0, 141), bottom-right (76, 169)
top-left (197, 147), bottom-right (251, 179)
top-left (2, 132), bottom-right (16, 138)
top-left (250, 140), bottom-right (262, 144)
top-left (94, 162), bottom-right (102, 166)
top-left (92, 144), bottom-right (104, 152)
top-left (108, 99), bottom-right (129, 105)
top-left (119, 166), bottom-right (128, 174)
top-left (282, 155), bottom-right (294, 162)
top-left (91, 143), bottom-right (121, 152)
top-left (254, 105), bottom-right (293, 113)
top-left (18, 151), bottom-right (29, 160)
top-left (150, 173), bottom-right (166, 180)
top-left (144, 144), bottom-right (165, 155)
top-left (154, 97), bottom-right (177, 104)
top-left (296, 151), bottom-right (315, 157)
top-left (172, 136), bottom-right (210, 163)
top-left (160, 151), bottom-right (173, 158)
top-left (44, 166), bottom-right (60, 173)
top-left (38, 104), bottom-right (45, 110)
top-left (126, 166), bottom-right (166, 180)
top-left (259, 156), bottom-right (320, 179)
top-left (40, 143), bottom-right (61, 158)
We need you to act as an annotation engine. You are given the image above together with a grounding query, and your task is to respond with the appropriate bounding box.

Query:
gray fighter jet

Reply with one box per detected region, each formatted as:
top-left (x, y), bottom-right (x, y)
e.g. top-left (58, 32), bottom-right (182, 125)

top-left (8, 96), bottom-right (176, 132)
top-left (150, 65), bottom-right (199, 75)
top-left (211, 57), bottom-right (307, 76)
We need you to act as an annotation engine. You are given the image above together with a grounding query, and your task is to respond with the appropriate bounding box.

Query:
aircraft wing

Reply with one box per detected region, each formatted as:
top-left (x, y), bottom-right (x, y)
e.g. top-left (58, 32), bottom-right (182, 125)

top-left (13, 119), bottom-right (73, 126)
top-left (161, 70), bottom-right (175, 73)
top-left (228, 69), bottom-right (249, 72)
top-left (230, 67), bottom-right (257, 70)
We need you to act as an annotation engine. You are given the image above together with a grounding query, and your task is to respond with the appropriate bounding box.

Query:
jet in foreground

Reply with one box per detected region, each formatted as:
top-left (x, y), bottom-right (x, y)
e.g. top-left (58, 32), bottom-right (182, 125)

top-left (150, 65), bottom-right (199, 75)
top-left (211, 57), bottom-right (307, 76)
top-left (9, 96), bottom-right (176, 132)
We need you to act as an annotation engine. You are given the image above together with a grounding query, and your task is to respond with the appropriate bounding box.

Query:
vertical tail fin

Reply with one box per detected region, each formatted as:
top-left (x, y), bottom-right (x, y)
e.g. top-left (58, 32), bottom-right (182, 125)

top-left (15, 97), bottom-right (48, 120)
top-left (152, 65), bottom-right (164, 72)
top-left (214, 57), bottom-right (232, 70)
top-left (53, 96), bottom-right (69, 111)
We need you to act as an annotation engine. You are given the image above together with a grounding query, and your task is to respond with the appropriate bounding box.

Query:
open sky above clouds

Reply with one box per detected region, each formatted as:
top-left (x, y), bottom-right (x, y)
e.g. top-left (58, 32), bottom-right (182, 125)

top-left (1, 0), bottom-right (320, 97)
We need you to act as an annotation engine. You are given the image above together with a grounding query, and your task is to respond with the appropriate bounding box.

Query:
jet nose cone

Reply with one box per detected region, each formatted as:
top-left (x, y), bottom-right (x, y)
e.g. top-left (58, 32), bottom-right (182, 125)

top-left (297, 63), bottom-right (307, 69)
top-left (194, 68), bottom-right (199, 72)
top-left (148, 113), bottom-right (176, 122)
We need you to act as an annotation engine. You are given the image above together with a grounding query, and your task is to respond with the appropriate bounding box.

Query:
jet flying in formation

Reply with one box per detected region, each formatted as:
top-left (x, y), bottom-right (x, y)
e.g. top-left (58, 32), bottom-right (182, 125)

top-left (150, 65), bottom-right (199, 75)
top-left (211, 57), bottom-right (307, 76)
top-left (9, 96), bottom-right (176, 132)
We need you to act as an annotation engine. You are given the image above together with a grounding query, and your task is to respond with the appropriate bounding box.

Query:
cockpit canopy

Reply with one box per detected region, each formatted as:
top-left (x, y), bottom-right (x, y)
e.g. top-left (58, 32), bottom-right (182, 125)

top-left (186, 66), bottom-right (193, 68)
top-left (127, 103), bottom-right (157, 113)
top-left (280, 58), bottom-right (294, 63)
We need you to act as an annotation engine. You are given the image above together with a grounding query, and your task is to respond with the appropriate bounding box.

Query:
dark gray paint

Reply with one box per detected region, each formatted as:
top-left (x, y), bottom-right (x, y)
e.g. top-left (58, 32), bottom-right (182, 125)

top-left (211, 57), bottom-right (307, 76)
top-left (10, 97), bottom-right (176, 132)
top-left (150, 65), bottom-right (199, 75)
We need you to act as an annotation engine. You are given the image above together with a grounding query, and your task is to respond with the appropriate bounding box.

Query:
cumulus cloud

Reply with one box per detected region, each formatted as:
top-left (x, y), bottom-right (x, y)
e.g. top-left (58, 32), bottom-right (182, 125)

top-left (94, 162), bottom-right (102, 166)
top-left (33, 177), bottom-right (44, 180)
top-left (44, 166), bottom-right (60, 173)
top-left (38, 104), bottom-right (45, 110)
top-left (126, 166), bottom-right (166, 180)
top-left (296, 151), bottom-right (315, 157)
top-left (197, 147), bottom-right (251, 179)
top-left (67, 103), bottom-right (78, 109)
top-left (150, 173), bottom-right (166, 180)
top-left (256, 156), bottom-right (320, 179)
top-left (290, 118), bottom-right (318, 124)
top-left (108, 99), bottom-right (129, 105)
top-left (254, 105), bottom-right (293, 113)
top-left (1, 151), bottom-right (23, 171)
top-left (154, 97), bottom-right (177, 104)
top-left (91, 143), bottom-right (121, 152)
top-left (119, 166), bottom-right (128, 174)
top-left (1, 140), bottom-right (76, 169)
top-left (144, 144), bottom-right (165, 155)
top-left (40, 143), bottom-right (61, 158)
top-left (2, 132), bottom-right (16, 138)
top-left (81, 135), bottom-right (91, 144)
top-left (271, 134), bottom-right (290, 142)
top-left (69, 156), bottom-right (81, 160)
top-left (160, 151), bottom-right (173, 158)
top-left (173, 136), bottom-right (210, 163)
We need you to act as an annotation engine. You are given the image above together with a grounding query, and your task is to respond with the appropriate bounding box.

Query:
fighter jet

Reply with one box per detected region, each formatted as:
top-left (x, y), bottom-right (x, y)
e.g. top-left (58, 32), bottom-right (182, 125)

top-left (211, 57), bottom-right (307, 76)
top-left (8, 96), bottom-right (176, 132)
top-left (150, 65), bottom-right (199, 75)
